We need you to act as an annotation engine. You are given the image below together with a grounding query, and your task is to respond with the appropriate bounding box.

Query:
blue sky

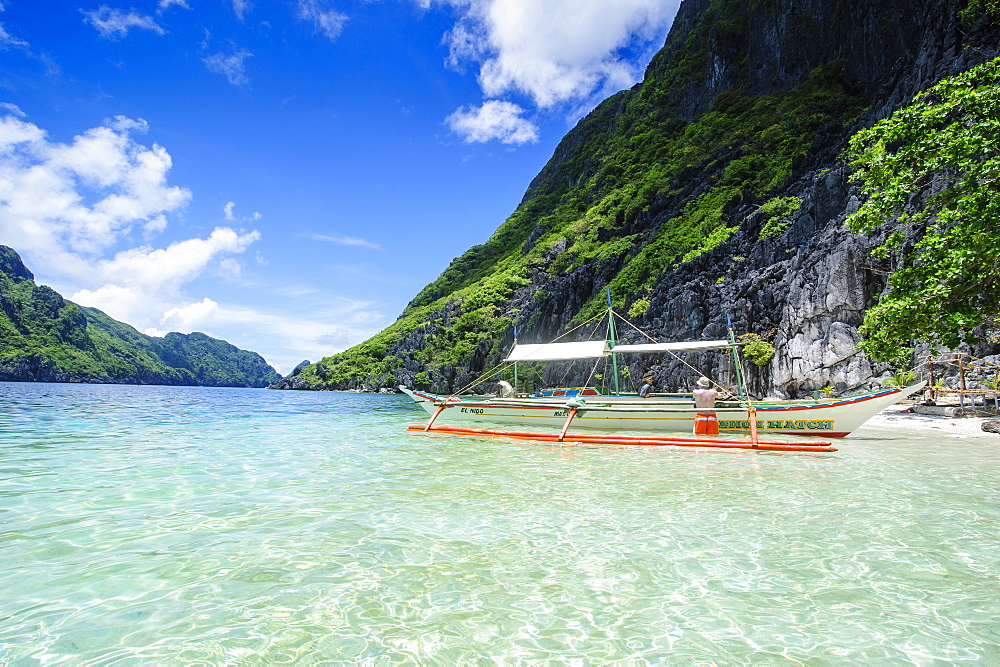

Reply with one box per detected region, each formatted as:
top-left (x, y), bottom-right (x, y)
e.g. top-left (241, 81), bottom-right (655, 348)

top-left (0, 0), bottom-right (679, 374)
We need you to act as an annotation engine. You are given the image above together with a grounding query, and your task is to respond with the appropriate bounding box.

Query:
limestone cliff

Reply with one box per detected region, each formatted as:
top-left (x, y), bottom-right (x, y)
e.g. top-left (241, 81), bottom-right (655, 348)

top-left (289, 0), bottom-right (1000, 398)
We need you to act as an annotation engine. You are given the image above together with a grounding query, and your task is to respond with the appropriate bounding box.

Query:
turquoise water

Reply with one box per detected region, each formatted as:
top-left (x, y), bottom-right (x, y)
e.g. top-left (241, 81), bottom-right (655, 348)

top-left (1, 382), bottom-right (998, 664)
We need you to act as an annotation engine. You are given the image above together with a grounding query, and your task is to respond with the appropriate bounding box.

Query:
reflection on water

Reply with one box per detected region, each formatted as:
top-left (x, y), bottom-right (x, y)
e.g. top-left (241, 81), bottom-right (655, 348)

top-left (1, 382), bottom-right (998, 662)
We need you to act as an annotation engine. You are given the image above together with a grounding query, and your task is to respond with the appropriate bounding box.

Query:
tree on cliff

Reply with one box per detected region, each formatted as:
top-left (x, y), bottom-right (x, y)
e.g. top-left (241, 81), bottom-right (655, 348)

top-left (846, 56), bottom-right (1000, 361)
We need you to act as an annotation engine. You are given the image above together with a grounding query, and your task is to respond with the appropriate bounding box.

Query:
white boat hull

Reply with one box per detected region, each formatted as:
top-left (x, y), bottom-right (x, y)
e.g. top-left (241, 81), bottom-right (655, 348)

top-left (400, 383), bottom-right (926, 438)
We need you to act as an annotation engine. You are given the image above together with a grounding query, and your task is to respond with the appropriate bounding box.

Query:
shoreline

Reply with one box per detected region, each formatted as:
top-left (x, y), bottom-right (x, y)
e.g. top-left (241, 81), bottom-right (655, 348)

top-left (857, 404), bottom-right (999, 440)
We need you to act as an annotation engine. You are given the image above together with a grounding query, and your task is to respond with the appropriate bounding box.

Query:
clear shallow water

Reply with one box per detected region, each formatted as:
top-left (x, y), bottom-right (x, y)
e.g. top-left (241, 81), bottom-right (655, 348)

top-left (1, 382), bottom-right (998, 664)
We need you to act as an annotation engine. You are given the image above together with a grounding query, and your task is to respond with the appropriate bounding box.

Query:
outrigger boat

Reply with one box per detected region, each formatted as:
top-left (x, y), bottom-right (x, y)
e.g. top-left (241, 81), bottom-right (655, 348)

top-left (400, 294), bottom-right (924, 445)
top-left (399, 383), bottom-right (923, 439)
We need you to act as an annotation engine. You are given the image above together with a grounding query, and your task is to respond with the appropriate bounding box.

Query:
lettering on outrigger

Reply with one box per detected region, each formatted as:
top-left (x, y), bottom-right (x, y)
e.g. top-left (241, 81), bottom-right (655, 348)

top-left (718, 419), bottom-right (835, 430)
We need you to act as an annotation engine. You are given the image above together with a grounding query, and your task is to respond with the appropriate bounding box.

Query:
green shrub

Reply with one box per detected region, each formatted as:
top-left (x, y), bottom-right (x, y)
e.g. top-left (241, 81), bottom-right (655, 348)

top-left (739, 333), bottom-right (775, 367)
top-left (628, 297), bottom-right (651, 318)
top-left (757, 196), bottom-right (803, 240)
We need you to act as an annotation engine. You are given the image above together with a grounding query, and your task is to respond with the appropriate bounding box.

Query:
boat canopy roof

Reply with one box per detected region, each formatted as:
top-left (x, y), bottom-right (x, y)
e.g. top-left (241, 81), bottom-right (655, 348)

top-left (505, 339), bottom-right (732, 362)
top-left (506, 341), bottom-right (609, 362)
top-left (611, 340), bottom-right (731, 354)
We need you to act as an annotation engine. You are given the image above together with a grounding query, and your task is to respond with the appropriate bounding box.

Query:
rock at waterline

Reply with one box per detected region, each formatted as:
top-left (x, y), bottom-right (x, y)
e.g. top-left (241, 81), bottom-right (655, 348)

top-left (982, 420), bottom-right (1000, 435)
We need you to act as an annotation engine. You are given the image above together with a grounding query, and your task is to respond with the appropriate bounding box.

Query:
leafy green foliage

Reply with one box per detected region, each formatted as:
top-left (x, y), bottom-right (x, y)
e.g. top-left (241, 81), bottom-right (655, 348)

top-left (983, 373), bottom-right (1000, 391)
top-left (960, 0), bottom-right (1000, 24)
top-left (757, 196), bottom-right (803, 239)
top-left (628, 297), bottom-right (651, 318)
top-left (883, 369), bottom-right (919, 388)
top-left (846, 57), bottom-right (1000, 361)
top-left (739, 333), bottom-right (776, 367)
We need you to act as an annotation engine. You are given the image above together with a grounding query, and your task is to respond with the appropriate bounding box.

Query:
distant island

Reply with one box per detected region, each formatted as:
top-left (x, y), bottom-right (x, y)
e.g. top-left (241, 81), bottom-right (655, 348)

top-left (0, 245), bottom-right (280, 387)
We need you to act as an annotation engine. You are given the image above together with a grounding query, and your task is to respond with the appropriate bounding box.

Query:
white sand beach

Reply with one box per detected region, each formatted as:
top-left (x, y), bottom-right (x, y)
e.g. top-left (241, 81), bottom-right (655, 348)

top-left (859, 404), bottom-right (1000, 441)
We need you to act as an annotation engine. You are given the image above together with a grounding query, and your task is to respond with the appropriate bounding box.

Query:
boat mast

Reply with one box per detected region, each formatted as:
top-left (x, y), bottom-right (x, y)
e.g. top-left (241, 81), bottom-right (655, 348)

top-left (606, 288), bottom-right (621, 395)
top-left (726, 314), bottom-right (747, 402)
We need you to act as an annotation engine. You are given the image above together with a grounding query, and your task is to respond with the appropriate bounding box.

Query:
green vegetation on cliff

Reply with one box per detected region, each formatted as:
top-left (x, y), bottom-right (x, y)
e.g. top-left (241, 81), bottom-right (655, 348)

top-left (0, 245), bottom-right (280, 386)
top-left (846, 56), bottom-right (1000, 361)
top-left (304, 50), bottom-right (864, 390)
top-left (302, 0), bottom-right (996, 393)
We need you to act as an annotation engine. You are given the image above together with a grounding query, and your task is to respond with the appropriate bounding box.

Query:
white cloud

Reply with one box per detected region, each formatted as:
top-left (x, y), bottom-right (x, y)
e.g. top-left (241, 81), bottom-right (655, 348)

top-left (203, 49), bottom-right (252, 86)
top-left (222, 201), bottom-right (260, 223)
top-left (70, 227), bottom-right (261, 321)
top-left (0, 102), bottom-right (25, 117)
top-left (232, 0), bottom-right (252, 21)
top-left (432, 0), bottom-right (679, 142)
top-left (297, 0), bottom-right (347, 41)
top-left (0, 6), bottom-right (28, 50)
top-left (84, 6), bottom-right (166, 39)
top-left (0, 111), bottom-right (190, 258)
top-left (72, 283), bottom-right (140, 320)
top-left (145, 214), bottom-right (168, 234)
top-left (446, 100), bottom-right (538, 144)
top-left (158, 0), bottom-right (189, 11)
top-left (218, 257), bottom-right (242, 279)
top-left (161, 297), bottom-right (221, 329)
top-left (302, 232), bottom-right (381, 250)
top-left (443, 0), bottom-right (677, 108)
top-left (0, 108), bottom-right (267, 345)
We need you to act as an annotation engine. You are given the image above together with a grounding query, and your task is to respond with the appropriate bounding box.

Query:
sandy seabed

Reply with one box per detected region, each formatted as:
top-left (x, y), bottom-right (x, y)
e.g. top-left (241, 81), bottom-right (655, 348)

top-left (860, 404), bottom-right (999, 441)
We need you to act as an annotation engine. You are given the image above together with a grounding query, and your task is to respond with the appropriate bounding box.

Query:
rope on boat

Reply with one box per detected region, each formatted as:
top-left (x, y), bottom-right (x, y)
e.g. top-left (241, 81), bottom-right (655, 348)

top-left (445, 308), bottom-right (610, 399)
top-left (610, 310), bottom-right (731, 395)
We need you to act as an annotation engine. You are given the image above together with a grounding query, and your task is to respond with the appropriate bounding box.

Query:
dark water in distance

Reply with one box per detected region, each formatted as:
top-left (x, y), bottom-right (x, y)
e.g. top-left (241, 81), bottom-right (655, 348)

top-left (1, 381), bottom-right (998, 663)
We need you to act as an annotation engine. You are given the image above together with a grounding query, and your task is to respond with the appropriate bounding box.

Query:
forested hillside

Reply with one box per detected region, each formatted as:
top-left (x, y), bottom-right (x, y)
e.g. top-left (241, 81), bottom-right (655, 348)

top-left (0, 246), bottom-right (281, 387)
top-left (281, 0), bottom-right (999, 398)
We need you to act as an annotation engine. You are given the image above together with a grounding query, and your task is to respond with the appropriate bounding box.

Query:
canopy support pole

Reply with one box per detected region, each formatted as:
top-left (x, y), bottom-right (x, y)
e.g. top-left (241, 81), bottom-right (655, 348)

top-left (726, 314), bottom-right (747, 402)
top-left (513, 325), bottom-right (519, 392)
top-left (607, 289), bottom-right (620, 395)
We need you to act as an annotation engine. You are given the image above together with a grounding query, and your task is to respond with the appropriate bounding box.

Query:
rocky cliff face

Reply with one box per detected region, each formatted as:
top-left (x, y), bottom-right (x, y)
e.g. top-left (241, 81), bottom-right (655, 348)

top-left (297, 0), bottom-right (999, 398)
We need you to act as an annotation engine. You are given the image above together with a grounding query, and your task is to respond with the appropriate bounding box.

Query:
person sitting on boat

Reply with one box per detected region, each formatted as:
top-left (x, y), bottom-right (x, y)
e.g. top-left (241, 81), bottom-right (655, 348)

top-left (638, 375), bottom-right (654, 398)
top-left (692, 376), bottom-right (719, 435)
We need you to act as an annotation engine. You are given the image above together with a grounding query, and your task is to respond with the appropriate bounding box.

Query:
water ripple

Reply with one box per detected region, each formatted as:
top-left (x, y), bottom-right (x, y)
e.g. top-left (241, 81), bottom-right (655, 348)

top-left (1, 382), bottom-right (998, 662)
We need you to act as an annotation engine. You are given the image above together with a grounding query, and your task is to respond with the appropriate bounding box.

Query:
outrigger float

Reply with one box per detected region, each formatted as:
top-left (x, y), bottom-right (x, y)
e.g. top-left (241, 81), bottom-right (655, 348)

top-left (402, 292), bottom-right (924, 451)
top-left (405, 425), bottom-right (839, 452)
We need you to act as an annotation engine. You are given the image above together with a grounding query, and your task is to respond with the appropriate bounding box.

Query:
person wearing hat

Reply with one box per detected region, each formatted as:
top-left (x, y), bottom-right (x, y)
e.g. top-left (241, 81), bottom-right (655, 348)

top-left (638, 374), bottom-right (654, 398)
top-left (692, 376), bottom-right (719, 435)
